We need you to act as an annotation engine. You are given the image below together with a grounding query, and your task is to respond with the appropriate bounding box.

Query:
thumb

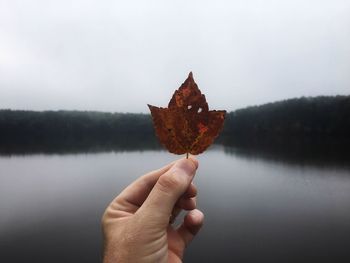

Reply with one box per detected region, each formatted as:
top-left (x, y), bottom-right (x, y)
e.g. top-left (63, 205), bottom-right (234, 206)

top-left (137, 158), bottom-right (198, 225)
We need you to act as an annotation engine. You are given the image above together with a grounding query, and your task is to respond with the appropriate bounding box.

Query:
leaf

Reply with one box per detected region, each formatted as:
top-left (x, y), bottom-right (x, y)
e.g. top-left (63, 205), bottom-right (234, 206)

top-left (148, 72), bottom-right (226, 155)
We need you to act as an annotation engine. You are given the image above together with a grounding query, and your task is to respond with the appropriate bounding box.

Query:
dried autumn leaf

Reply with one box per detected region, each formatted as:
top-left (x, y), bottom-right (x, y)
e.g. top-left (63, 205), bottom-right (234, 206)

top-left (148, 72), bottom-right (226, 156)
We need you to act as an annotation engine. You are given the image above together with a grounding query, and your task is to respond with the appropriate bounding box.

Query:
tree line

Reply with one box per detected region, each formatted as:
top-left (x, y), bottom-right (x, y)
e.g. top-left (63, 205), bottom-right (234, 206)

top-left (0, 96), bottom-right (349, 144)
top-left (0, 110), bottom-right (153, 141)
top-left (224, 95), bottom-right (350, 138)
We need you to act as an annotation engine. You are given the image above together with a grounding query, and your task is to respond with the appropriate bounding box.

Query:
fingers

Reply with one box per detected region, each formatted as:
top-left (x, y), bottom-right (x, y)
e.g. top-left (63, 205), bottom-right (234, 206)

top-left (175, 183), bottom-right (197, 210)
top-left (109, 161), bottom-right (176, 213)
top-left (170, 183), bottom-right (197, 224)
top-left (170, 196), bottom-right (197, 224)
top-left (176, 197), bottom-right (196, 211)
top-left (169, 206), bottom-right (182, 224)
top-left (177, 209), bottom-right (204, 247)
top-left (137, 157), bottom-right (198, 226)
top-left (184, 183), bottom-right (197, 198)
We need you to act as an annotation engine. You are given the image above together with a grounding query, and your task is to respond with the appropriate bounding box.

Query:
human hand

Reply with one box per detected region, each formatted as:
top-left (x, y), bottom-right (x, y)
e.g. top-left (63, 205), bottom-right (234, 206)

top-left (102, 158), bottom-right (204, 263)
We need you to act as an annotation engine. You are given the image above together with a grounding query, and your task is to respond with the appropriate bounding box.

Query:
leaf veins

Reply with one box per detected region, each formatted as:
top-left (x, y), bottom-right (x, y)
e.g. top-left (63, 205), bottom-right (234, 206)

top-left (148, 72), bottom-right (226, 155)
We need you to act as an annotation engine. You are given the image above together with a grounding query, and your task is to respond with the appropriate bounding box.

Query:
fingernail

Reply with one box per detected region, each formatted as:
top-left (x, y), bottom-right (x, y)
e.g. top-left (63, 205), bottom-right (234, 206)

top-left (188, 157), bottom-right (199, 169)
top-left (175, 159), bottom-right (197, 176)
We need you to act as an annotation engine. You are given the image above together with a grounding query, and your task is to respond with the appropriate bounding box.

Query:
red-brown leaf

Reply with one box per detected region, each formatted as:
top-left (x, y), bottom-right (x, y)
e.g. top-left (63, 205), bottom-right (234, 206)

top-left (148, 72), bottom-right (226, 155)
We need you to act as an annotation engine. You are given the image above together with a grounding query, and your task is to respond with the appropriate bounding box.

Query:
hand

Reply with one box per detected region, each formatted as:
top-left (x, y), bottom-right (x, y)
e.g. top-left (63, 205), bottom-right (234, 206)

top-left (102, 158), bottom-right (204, 263)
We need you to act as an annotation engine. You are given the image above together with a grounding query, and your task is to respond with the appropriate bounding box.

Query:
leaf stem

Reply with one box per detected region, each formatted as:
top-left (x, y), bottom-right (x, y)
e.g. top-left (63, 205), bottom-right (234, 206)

top-left (186, 152), bottom-right (189, 159)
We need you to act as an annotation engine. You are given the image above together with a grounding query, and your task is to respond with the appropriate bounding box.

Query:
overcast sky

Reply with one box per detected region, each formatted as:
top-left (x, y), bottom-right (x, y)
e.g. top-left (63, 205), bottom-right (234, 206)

top-left (0, 0), bottom-right (349, 113)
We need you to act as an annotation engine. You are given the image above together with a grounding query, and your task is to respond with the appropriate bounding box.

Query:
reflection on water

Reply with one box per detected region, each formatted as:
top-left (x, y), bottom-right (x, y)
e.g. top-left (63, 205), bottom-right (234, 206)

top-left (0, 133), bottom-right (161, 155)
top-left (1, 134), bottom-right (350, 168)
top-left (1, 138), bottom-right (350, 263)
top-left (221, 135), bottom-right (350, 169)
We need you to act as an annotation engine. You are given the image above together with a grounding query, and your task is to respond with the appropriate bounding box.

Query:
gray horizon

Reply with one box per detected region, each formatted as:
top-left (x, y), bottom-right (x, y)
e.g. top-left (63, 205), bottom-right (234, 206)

top-left (1, 0), bottom-right (349, 113)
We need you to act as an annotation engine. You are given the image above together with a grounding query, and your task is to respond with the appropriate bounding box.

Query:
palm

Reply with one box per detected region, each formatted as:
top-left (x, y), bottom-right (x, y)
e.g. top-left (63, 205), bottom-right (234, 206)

top-left (167, 226), bottom-right (187, 262)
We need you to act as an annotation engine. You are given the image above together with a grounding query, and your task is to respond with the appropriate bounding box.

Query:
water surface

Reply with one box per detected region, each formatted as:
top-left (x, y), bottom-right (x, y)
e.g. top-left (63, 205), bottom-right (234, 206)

top-left (1, 145), bottom-right (350, 262)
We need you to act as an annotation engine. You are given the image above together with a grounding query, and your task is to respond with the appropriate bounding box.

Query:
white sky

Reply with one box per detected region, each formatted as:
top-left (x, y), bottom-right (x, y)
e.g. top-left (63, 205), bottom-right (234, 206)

top-left (0, 0), bottom-right (349, 113)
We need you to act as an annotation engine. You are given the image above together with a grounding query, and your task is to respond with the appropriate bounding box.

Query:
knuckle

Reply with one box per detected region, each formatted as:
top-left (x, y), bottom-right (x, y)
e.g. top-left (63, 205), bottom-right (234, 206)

top-left (101, 211), bottom-right (107, 225)
top-left (101, 208), bottom-right (112, 228)
top-left (157, 172), bottom-right (184, 191)
top-left (101, 206), bottom-right (110, 224)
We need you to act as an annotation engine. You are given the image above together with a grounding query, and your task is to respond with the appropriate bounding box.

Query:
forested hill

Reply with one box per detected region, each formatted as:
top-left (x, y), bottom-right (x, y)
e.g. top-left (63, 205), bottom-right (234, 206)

top-left (225, 96), bottom-right (350, 138)
top-left (0, 96), bottom-right (349, 142)
top-left (0, 110), bottom-right (153, 141)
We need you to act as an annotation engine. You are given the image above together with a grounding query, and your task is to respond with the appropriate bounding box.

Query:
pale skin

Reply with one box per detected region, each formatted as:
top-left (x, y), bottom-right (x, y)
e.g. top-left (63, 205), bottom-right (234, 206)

top-left (102, 157), bottom-right (204, 263)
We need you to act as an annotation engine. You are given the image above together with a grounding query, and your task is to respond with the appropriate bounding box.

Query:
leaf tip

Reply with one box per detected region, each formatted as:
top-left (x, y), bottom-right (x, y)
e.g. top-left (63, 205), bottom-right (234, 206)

top-left (147, 104), bottom-right (156, 111)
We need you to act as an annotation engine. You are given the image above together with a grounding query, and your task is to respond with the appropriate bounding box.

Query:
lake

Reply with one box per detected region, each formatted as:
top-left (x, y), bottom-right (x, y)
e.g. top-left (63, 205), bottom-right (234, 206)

top-left (1, 143), bottom-right (350, 262)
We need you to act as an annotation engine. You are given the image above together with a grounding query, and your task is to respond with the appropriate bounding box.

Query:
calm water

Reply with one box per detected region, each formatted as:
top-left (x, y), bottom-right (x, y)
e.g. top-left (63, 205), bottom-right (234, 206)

top-left (1, 145), bottom-right (350, 262)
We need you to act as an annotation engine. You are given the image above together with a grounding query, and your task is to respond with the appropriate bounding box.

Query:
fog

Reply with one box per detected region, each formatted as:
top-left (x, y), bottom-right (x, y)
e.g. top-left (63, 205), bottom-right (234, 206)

top-left (0, 0), bottom-right (349, 112)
